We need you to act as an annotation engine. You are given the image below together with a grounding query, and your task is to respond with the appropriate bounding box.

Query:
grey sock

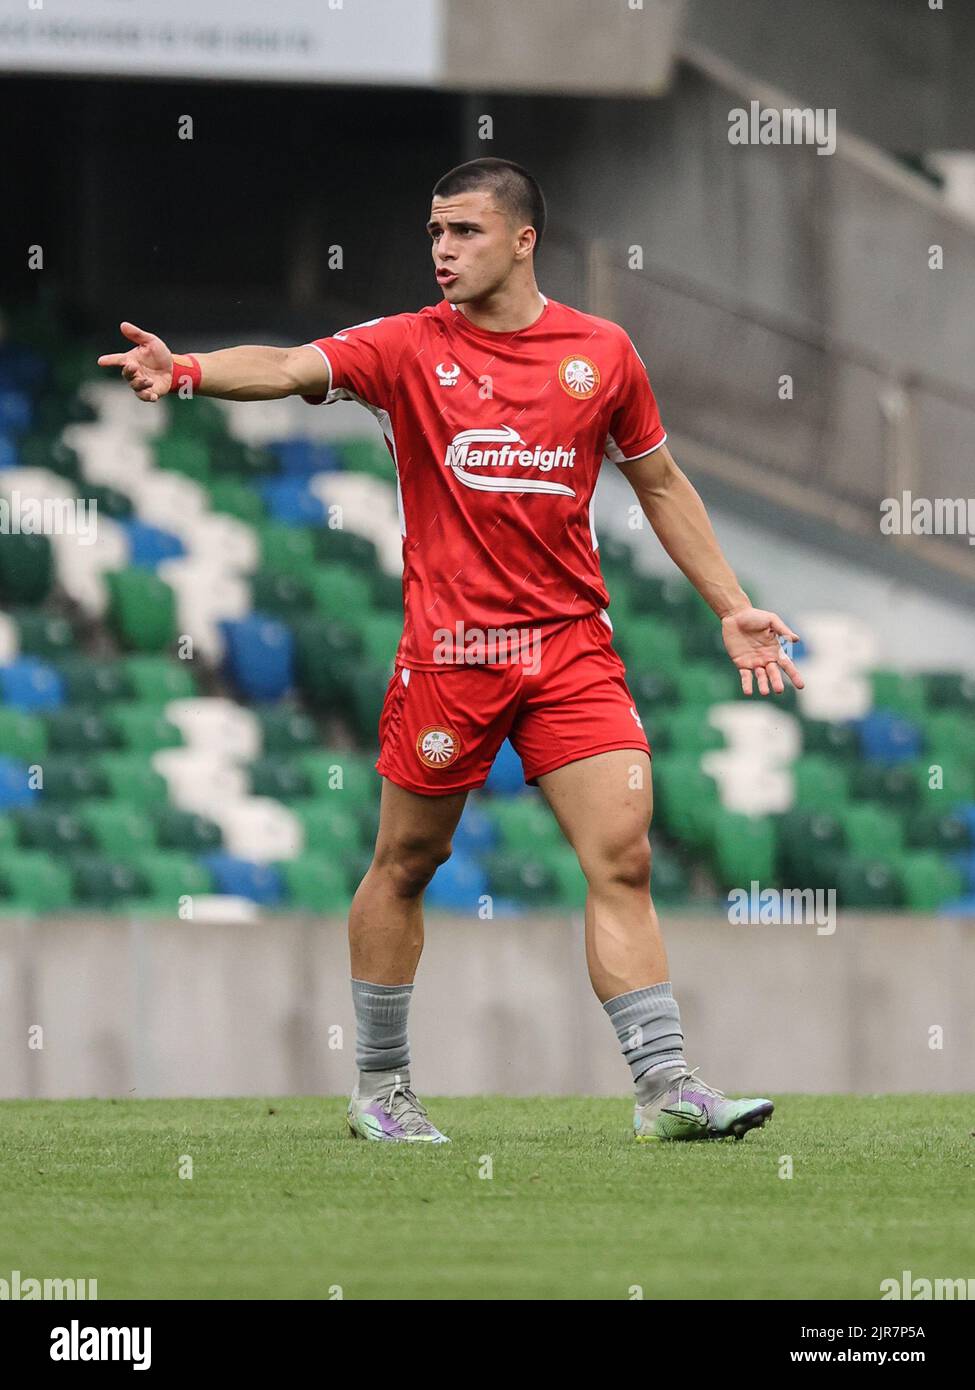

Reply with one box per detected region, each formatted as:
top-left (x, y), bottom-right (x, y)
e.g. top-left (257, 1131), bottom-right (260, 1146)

top-left (603, 981), bottom-right (687, 1102)
top-left (351, 978), bottom-right (413, 1077)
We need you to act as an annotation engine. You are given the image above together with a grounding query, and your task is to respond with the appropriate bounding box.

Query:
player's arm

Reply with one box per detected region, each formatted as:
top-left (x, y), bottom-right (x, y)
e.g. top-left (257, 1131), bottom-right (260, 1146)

top-left (615, 442), bottom-right (803, 696)
top-left (96, 321), bottom-right (329, 403)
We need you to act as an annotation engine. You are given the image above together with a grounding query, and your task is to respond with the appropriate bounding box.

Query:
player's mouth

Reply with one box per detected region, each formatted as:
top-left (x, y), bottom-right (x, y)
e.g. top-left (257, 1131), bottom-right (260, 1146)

top-left (436, 268), bottom-right (459, 286)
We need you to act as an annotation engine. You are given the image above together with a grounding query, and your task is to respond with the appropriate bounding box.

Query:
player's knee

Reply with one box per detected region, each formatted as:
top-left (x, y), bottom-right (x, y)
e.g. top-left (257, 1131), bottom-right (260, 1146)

top-left (585, 835), bottom-right (652, 893)
top-left (374, 837), bottom-right (453, 898)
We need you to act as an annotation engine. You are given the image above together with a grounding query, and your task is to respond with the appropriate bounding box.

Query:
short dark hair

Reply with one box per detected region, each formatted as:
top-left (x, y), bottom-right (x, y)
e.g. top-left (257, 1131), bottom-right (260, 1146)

top-left (432, 158), bottom-right (546, 249)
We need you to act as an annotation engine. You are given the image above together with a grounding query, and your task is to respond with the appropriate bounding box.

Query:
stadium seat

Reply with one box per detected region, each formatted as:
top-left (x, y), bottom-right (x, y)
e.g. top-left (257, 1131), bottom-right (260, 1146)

top-left (107, 569), bottom-right (178, 651)
top-left (0, 757), bottom-right (37, 810)
top-left (281, 855), bottom-right (351, 912)
top-left (0, 851), bottom-right (73, 911)
top-left (221, 615), bottom-right (294, 700)
top-left (0, 658), bottom-right (65, 711)
top-left (200, 853), bottom-right (284, 905)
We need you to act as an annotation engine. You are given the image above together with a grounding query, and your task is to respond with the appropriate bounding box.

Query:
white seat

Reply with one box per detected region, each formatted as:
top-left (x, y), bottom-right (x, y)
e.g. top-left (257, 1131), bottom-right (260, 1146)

top-left (0, 612), bottom-right (19, 664)
top-left (707, 703), bottom-right (802, 762)
top-left (795, 663), bottom-right (873, 721)
top-left (0, 466), bottom-right (78, 503)
top-left (182, 895), bottom-right (262, 924)
top-left (126, 472), bottom-right (209, 531)
top-left (794, 612), bottom-right (880, 671)
top-left (209, 797), bottom-right (305, 863)
top-left (700, 751), bottom-right (796, 815)
top-left (50, 517), bottom-right (130, 618)
top-left (151, 749), bottom-right (249, 815)
top-left (163, 697), bottom-right (262, 762)
top-left (80, 381), bottom-right (167, 437)
top-left (62, 424), bottom-right (154, 486)
top-left (170, 513), bottom-right (261, 573)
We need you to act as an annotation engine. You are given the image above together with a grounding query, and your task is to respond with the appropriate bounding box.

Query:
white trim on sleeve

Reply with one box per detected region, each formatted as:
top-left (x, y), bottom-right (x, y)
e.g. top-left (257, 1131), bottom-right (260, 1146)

top-left (603, 431), bottom-right (668, 464)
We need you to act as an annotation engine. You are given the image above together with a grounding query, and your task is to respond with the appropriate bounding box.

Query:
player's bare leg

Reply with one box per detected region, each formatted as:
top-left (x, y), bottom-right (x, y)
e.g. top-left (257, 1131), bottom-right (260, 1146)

top-left (537, 748), bottom-right (773, 1141)
top-left (345, 777), bottom-right (468, 1143)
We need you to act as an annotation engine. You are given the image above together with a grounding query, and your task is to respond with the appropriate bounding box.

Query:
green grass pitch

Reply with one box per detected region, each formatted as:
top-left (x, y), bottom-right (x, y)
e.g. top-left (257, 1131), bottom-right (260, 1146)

top-left (1, 1095), bottom-right (971, 1300)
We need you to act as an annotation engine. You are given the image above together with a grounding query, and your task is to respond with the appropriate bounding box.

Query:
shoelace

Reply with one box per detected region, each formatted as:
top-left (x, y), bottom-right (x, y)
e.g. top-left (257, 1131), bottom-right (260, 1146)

top-left (668, 1066), bottom-right (727, 1107)
top-left (382, 1080), bottom-right (435, 1136)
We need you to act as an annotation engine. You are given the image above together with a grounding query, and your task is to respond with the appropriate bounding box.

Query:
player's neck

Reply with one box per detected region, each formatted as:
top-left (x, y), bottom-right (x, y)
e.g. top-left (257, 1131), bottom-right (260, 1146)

top-left (456, 281), bottom-right (546, 334)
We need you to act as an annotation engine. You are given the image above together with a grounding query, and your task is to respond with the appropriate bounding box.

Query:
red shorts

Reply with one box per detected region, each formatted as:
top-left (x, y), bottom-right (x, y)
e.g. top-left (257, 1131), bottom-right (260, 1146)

top-left (375, 609), bottom-right (651, 796)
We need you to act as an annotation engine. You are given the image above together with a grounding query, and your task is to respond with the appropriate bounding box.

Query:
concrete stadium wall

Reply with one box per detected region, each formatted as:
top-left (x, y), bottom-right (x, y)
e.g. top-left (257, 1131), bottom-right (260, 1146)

top-left (1, 912), bottom-right (971, 1099)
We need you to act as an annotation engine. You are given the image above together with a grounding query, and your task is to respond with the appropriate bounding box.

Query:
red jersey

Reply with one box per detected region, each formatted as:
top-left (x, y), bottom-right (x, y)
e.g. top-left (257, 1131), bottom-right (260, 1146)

top-left (301, 295), bottom-right (667, 671)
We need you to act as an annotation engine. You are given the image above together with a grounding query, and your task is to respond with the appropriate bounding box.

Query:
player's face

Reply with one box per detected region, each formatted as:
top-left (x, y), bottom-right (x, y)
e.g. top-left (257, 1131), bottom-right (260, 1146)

top-left (427, 191), bottom-right (529, 303)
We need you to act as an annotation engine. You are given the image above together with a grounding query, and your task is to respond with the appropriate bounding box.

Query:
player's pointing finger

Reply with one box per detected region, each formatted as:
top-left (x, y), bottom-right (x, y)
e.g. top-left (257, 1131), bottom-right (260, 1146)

top-left (120, 321), bottom-right (152, 345)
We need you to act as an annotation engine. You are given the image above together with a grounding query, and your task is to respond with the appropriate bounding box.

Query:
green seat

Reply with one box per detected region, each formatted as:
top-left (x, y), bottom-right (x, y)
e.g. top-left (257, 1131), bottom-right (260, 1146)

top-left (162, 392), bottom-right (228, 440)
top-left (915, 759), bottom-right (975, 810)
top-left (18, 436), bottom-right (82, 482)
top-left (250, 570), bottom-right (313, 617)
top-left (137, 852), bottom-right (213, 900)
top-left (105, 705), bottom-right (183, 752)
top-left (538, 842), bottom-right (588, 908)
top-left (69, 853), bottom-right (147, 906)
top-left (290, 800), bottom-right (362, 859)
top-left (11, 610), bottom-right (76, 658)
top-left (921, 671), bottom-right (975, 712)
top-left (54, 656), bottom-right (134, 705)
top-left (485, 794), bottom-right (562, 854)
top-left (775, 808), bottom-right (845, 881)
top-left (107, 569), bottom-right (177, 652)
top-left (367, 568), bottom-right (404, 611)
top-left (792, 755), bottom-right (850, 811)
top-left (281, 855), bottom-right (351, 911)
top-left (123, 656), bottom-right (197, 702)
top-left (78, 802), bottom-right (157, 861)
top-left (43, 708), bottom-right (119, 752)
top-left (335, 437), bottom-right (391, 480)
top-left (905, 808), bottom-right (971, 853)
top-left (255, 707), bottom-right (318, 754)
top-left (0, 709), bottom-right (47, 762)
top-left (97, 753), bottom-right (169, 807)
top-left (838, 803), bottom-right (904, 858)
top-left (297, 750), bottom-right (376, 812)
top-left (248, 757), bottom-right (313, 799)
top-left (673, 662), bottom-right (740, 707)
top-left (628, 669), bottom-right (679, 708)
top-left (308, 565), bottom-right (374, 623)
top-left (0, 533), bottom-right (53, 603)
top-left (896, 851), bottom-right (963, 911)
top-left (712, 810), bottom-right (777, 887)
top-left (359, 613), bottom-right (403, 670)
top-left (850, 760), bottom-right (920, 807)
top-left (347, 666), bottom-right (393, 745)
top-left (260, 523), bottom-right (317, 579)
top-left (922, 711), bottom-right (975, 768)
top-left (653, 753), bottom-right (718, 850)
top-left (613, 617), bottom-right (682, 677)
top-left (209, 439), bottom-right (277, 478)
top-left (0, 851), bottom-right (73, 910)
top-left (870, 671), bottom-right (927, 721)
top-left (87, 483), bottom-right (133, 519)
top-left (152, 806), bottom-right (222, 852)
top-left (834, 854), bottom-right (903, 908)
top-left (13, 805), bottom-right (90, 851)
top-left (650, 840), bottom-right (691, 904)
top-left (486, 850), bottom-right (557, 908)
top-left (293, 617), bottom-right (360, 707)
top-left (656, 707), bottom-right (724, 756)
top-left (153, 434), bottom-right (211, 483)
top-left (208, 478), bottom-right (267, 526)
top-left (0, 817), bottom-right (14, 850)
top-left (799, 718), bottom-right (860, 762)
top-left (313, 526), bottom-right (380, 570)
top-left (36, 756), bottom-right (110, 801)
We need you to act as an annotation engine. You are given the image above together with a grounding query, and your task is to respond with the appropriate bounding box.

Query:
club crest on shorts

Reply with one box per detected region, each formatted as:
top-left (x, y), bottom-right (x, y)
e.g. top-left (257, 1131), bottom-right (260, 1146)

top-left (558, 354), bottom-right (600, 399)
top-left (416, 725), bottom-right (461, 768)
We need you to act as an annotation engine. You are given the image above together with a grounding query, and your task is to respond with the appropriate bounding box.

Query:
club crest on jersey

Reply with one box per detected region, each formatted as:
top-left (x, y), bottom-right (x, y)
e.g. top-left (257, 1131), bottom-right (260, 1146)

top-left (444, 425), bottom-right (577, 497)
top-left (435, 362), bottom-right (461, 387)
top-left (558, 355), bottom-right (600, 400)
top-left (416, 725), bottom-right (461, 768)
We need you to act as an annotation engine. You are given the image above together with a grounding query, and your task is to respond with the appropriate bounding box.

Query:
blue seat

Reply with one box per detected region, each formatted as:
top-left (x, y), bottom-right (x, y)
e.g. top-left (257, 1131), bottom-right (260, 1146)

top-left (425, 850), bottom-right (489, 912)
top-left (221, 614), bottom-right (294, 700)
top-left (855, 710), bottom-right (922, 764)
top-left (453, 799), bottom-right (498, 856)
top-left (257, 479), bottom-right (326, 526)
top-left (268, 440), bottom-right (341, 475)
top-left (119, 520), bottom-right (185, 569)
top-left (199, 853), bottom-right (283, 905)
top-left (0, 434), bottom-right (18, 469)
top-left (0, 344), bottom-right (46, 392)
top-left (0, 757), bottom-right (38, 809)
top-left (0, 658), bottom-right (65, 711)
top-left (0, 389), bottom-right (32, 434)
top-left (938, 894), bottom-right (975, 918)
top-left (484, 739), bottom-right (525, 794)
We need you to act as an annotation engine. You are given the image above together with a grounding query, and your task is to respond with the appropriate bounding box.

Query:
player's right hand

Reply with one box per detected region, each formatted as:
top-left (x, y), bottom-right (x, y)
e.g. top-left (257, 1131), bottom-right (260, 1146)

top-left (97, 321), bottom-right (173, 402)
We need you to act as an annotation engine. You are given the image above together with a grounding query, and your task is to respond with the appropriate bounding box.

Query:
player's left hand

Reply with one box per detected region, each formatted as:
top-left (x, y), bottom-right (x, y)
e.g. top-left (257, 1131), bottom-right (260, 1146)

top-left (720, 607), bottom-right (804, 696)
